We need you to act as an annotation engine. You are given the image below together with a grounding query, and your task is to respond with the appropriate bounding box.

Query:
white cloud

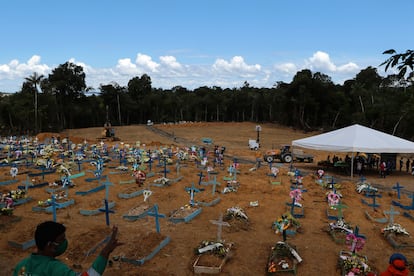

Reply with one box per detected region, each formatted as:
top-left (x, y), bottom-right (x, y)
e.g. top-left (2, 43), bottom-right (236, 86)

top-left (274, 63), bottom-right (297, 74)
top-left (337, 62), bottom-right (359, 73)
top-left (213, 56), bottom-right (261, 74)
top-left (160, 56), bottom-right (182, 69)
top-left (0, 55), bottom-right (50, 85)
top-left (116, 58), bottom-right (138, 75)
top-left (0, 51), bottom-right (369, 92)
top-left (306, 51), bottom-right (337, 71)
top-left (135, 53), bottom-right (159, 72)
top-left (305, 51), bottom-right (360, 75)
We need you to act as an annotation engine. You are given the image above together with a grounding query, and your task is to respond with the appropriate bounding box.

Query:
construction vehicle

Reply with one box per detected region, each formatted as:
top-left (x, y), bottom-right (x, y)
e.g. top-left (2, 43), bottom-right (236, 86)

top-left (263, 145), bottom-right (313, 163)
top-left (99, 106), bottom-right (119, 141)
top-left (102, 121), bottom-right (115, 139)
top-left (248, 139), bottom-right (260, 150)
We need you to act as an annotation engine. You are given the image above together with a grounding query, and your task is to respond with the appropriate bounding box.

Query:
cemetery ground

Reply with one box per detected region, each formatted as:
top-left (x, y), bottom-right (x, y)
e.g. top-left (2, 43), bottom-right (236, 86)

top-left (1, 122), bottom-right (414, 275)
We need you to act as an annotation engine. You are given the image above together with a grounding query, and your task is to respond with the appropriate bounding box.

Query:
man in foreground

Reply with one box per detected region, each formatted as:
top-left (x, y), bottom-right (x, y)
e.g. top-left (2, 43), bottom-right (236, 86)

top-left (14, 221), bottom-right (123, 276)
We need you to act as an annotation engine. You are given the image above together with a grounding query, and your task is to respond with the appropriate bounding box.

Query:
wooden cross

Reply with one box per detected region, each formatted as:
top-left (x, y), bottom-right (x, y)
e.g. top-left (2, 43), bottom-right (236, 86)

top-left (175, 160), bottom-right (181, 175)
top-left (408, 192), bottom-right (414, 210)
top-left (99, 199), bottom-right (115, 226)
top-left (392, 182), bottom-right (405, 199)
top-left (51, 194), bottom-right (57, 222)
top-left (210, 213), bottom-right (230, 242)
top-left (384, 205), bottom-right (400, 225)
top-left (185, 182), bottom-right (202, 206)
top-left (209, 176), bottom-right (220, 196)
top-left (147, 204), bottom-right (166, 233)
top-left (24, 176), bottom-right (31, 192)
top-left (332, 203), bottom-right (348, 220)
top-left (75, 159), bottom-right (82, 172)
top-left (358, 175), bottom-right (367, 183)
top-left (161, 157), bottom-right (170, 178)
top-left (100, 175), bottom-right (113, 200)
top-left (197, 171), bottom-right (204, 185)
top-left (365, 190), bottom-right (381, 210)
top-left (353, 226), bottom-right (366, 239)
top-left (147, 155), bottom-right (153, 172)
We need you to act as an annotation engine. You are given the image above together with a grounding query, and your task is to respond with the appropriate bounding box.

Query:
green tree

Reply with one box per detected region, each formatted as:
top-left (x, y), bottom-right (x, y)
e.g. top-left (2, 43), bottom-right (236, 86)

top-left (381, 49), bottom-right (414, 81)
top-left (46, 62), bottom-right (87, 130)
top-left (24, 72), bottom-right (44, 133)
top-left (127, 74), bottom-right (152, 123)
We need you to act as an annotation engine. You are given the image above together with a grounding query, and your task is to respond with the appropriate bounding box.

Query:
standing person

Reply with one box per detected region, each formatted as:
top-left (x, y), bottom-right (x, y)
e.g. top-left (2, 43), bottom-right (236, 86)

top-left (380, 161), bottom-right (387, 178)
top-left (356, 160), bottom-right (363, 176)
top-left (14, 221), bottom-right (123, 276)
top-left (406, 158), bottom-right (410, 173)
top-left (412, 159), bottom-right (414, 175)
top-left (380, 253), bottom-right (409, 276)
top-left (399, 157), bottom-right (403, 172)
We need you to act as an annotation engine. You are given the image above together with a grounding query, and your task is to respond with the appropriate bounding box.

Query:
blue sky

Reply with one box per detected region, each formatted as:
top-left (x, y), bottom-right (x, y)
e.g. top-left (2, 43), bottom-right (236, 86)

top-left (1, 0), bottom-right (413, 92)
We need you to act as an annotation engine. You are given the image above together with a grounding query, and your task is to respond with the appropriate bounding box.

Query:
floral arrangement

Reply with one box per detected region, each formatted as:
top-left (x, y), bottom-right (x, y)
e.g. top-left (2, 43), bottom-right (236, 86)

top-left (272, 212), bottom-right (301, 234)
top-left (195, 240), bottom-right (229, 258)
top-left (338, 231), bottom-right (375, 276)
top-left (8, 189), bottom-right (26, 201)
top-left (382, 223), bottom-right (409, 236)
top-left (345, 233), bottom-right (366, 252)
top-left (339, 252), bottom-right (373, 276)
top-left (225, 206), bottom-right (248, 221)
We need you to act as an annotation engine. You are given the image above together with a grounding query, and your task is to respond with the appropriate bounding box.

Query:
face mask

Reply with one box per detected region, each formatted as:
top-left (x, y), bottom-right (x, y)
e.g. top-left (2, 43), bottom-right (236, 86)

top-left (54, 239), bottom-right (68, 256)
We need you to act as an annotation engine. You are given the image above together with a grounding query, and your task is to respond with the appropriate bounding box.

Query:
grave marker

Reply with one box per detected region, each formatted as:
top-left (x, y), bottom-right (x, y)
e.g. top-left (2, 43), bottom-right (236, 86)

top-left (99, 199), bottom-right (114, 226)
top-left (331, 203), bottom-right (348, 221)
top-left (185, 182), bottom-right (203, 206)
top-left (384, 205), bottom-right (400, 225)
top-left (197, 171), bottom-right (204, 185)
top-left (147, 204), bottom-right (166, 233)
top-left (392, 182), bottom-right (405, 199)
top-left (361, 190), bottom-right (381, 210)
top-left (210, 213), bottom-right (230, 242)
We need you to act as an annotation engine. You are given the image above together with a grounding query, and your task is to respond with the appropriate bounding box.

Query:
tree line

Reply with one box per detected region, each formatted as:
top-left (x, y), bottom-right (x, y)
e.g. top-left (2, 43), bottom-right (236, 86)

top-left (0, 49), bottom-right (413, 139)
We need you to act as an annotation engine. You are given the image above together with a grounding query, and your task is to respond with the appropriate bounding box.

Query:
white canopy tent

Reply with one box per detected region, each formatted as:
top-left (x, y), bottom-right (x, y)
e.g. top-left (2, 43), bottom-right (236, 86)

top-left (292, 124), bottom-right (414, 177)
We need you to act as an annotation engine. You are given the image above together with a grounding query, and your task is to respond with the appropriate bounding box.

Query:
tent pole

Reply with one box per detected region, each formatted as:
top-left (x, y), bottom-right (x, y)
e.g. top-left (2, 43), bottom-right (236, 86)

top-left (351, 152), bottom-right (354, 179)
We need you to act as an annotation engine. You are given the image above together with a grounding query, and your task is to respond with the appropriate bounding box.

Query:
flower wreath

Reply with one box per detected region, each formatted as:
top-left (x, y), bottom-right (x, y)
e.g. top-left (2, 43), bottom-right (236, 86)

top-left (289, 189), bottom-right (302, 201)
top-left (345, 233), bottom-right (366, 252)
top-left (10, 166), bottom-right (18, 178)
top-left (327, 192), bottom-right (340, 206)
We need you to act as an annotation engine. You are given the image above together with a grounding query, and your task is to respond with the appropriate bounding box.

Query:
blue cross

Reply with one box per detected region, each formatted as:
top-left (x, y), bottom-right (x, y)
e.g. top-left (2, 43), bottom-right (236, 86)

top-left (99, 199), bottom-right (115, 226)
top-left (147, 204), bottom-right (166, 233)
top-left (384, 205), bottom-right (400, 225)
top-left (185, 182), bottom-right (202, 206)
top-left (392, 182), bottom-right (405, 199)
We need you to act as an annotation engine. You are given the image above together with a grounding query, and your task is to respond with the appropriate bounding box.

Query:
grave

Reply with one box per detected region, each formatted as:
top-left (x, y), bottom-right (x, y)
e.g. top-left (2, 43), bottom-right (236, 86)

top-left (267, 241), bottom-right (302, 275)
top-left (364, 192), bottom-right (388, 224)
top-left (198, 175), bottom-right (221, 207)
top-left (328, 219), bottom-right (353, 244)
top-left (80, 201), bottom-right (116, 216)
top-left (17, 176), bottom-right (48, 191)
top-left (392, 192), bottom-right (414, 210)
top-left (326, 203), bottom-right (347, 221)
top-left (120, 204), bottom-right (170, 265)
top-left (0, 179), bottom-right (19, 186)
top-left (193, 213), bottom-right (232, 274)
top-left (272, 212), bottom-right (301, 237)
top-left (75, 176), bottom-right (109, 196)
top-left (122, 190), bottom-right (154, 221)
top-left (32, 193), bottom-right (75, 215)
top-left (224, 207), bottom-right (250, 232)
top-left (169, 183), bottom-right (203, 223)
top-left (381, 206), bottom-right (414, 248)
top-left (285, 189), bottom-right (304, 218)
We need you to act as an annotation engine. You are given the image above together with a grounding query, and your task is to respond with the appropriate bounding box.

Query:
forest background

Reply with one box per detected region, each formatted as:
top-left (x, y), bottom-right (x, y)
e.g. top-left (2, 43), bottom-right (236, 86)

top-left (0, 50), bottom-right (413, 138)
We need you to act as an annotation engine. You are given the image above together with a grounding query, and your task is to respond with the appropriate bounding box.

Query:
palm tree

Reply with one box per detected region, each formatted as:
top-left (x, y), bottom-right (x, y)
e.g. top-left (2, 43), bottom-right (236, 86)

top-left (25, 72), bottom-right (44, 133)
